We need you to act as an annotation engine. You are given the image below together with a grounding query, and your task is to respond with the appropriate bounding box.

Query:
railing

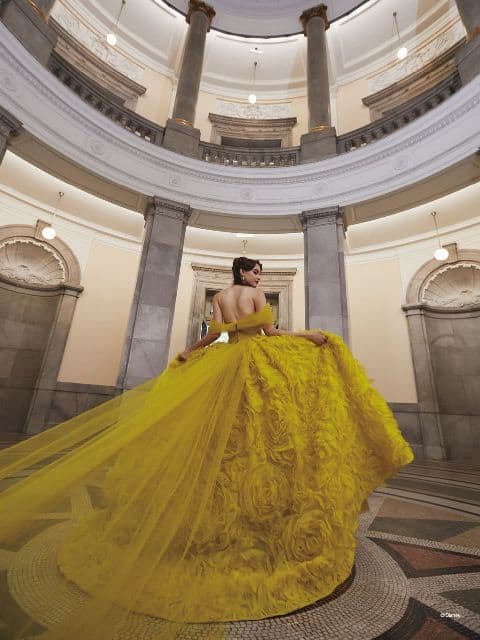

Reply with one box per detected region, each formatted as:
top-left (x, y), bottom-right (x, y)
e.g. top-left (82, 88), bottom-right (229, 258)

top-left (47, 52), bottom-right (164, 146)
top-left (200, 142), bottom-right (300, 167)
top-left (337, 71), bottom-right (461, 154)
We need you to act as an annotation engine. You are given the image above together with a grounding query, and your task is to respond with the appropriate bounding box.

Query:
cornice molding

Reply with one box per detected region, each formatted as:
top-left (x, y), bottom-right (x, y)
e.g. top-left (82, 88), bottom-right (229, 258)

top-left (0, 23), bottom-right (479, 219)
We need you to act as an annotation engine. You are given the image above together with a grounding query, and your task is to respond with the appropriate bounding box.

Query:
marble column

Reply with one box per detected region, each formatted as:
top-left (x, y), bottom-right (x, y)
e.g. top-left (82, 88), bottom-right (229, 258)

top-left (163, 0), bottom-right (215, 157)
top-left (117, 197), bottom-right (191, 390)
top-left (0, 106), bottom-right (21, 164)
top-left (301, 206), bottom-right (348, 340)
top-left (0, 0), bottom-right (57, 66)
top-left (456, 0), bottom-right (480, 38)
top-left (455, 0), bottom-right (480, 84)
top-left (299, 5), bottom-right (337, 162)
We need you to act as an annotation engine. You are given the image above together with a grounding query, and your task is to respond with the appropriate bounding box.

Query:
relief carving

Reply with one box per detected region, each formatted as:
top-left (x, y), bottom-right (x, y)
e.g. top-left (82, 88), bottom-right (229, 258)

top-left (421, 262), bottom-right (480, 309)
top-left (368, 21), bottom-right (465, 94)
top-left (0, 239), bottom-right (65, 288)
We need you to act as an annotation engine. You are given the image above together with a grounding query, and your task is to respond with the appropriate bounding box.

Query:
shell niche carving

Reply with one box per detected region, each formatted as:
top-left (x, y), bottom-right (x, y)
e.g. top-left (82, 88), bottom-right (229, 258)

top-left (0, 239), bottom-right (65, 288)
top-left (421, 262), bottom-right (480, 309)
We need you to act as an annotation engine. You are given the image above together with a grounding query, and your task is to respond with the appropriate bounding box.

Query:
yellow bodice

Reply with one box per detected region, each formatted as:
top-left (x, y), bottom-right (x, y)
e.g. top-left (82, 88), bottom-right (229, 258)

top-left (208, 304), bottom-right (274, 343)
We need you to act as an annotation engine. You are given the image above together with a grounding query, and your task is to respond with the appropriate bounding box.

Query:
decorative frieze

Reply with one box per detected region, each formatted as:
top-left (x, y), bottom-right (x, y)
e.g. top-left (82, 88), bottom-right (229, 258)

top-left (215, 100), bottom-right (291, 120)
top-left (368, 21), bottom-right (466, 94)
top-left (50, 2), bottom-right (144, 83)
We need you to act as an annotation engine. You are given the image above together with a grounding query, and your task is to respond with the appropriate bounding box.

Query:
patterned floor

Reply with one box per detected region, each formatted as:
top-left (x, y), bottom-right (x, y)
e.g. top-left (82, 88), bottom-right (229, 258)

top-left (0, 459), bottom-right (479, 639)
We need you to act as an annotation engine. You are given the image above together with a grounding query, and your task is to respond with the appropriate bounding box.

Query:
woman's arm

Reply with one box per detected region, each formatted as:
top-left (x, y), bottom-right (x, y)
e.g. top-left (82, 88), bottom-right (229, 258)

top-left (178, 294), bottom-right (223, 361)
top-left (256, 289), bottom-right (328, 346)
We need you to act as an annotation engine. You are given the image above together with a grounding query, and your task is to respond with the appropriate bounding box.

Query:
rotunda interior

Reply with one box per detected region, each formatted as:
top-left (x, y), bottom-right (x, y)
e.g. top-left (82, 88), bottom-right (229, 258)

top-left (0, 0), bottom-right (480, 638)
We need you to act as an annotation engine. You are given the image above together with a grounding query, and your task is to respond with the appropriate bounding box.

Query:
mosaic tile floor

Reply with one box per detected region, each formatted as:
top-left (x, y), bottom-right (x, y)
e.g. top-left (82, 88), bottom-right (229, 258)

top-left (0, 459), bottom-right (479, 639)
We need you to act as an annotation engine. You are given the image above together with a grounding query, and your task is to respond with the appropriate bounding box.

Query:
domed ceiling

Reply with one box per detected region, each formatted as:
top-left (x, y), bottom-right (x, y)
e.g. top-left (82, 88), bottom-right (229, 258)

top-left (164, 0), bottom-right (368, 37)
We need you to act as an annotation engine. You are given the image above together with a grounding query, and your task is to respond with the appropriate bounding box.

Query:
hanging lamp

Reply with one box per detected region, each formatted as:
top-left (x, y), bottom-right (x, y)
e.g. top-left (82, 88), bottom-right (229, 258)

top-left (106, 0), bottom-right (126, 46)
top-left (42, 191), bottom-right (64, 241)
top-left (430, 211), bottom-right (449, 261)
top-left (393, 11), bottom-right (408, 60)
top-left (248, 61), bottom-right (258, 104)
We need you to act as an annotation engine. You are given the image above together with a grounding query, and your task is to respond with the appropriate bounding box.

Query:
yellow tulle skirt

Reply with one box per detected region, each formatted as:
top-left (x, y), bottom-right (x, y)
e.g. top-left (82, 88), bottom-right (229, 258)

top-left (0, 329), bottom-right (413, 639)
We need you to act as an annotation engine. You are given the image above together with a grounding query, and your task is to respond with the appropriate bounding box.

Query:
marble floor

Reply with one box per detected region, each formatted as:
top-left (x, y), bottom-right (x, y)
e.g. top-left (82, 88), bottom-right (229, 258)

top-left (0, 459), bottom-right (479, 639)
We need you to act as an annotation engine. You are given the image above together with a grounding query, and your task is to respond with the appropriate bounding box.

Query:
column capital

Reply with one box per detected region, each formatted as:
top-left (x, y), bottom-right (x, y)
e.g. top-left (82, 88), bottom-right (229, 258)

top-left (300, 206), bottom-right (344, 230)
top-left (144, 197), bottom-right (192, 224)
top-left (300, 4), bottom-right (329, 34)
top-left (187, 0), bottom-right (216, 32)
top-left (0, 105), bottom-right (22, 139)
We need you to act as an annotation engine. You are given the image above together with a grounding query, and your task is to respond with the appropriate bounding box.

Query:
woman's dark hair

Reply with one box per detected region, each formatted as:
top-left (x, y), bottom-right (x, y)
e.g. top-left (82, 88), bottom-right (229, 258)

top-left (232, 257), bottom-right (262, 285)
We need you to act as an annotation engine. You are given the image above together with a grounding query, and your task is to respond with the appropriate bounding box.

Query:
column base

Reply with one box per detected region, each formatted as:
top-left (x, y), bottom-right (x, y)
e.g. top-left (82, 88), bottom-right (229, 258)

top-left (0, 0), bottom-right (57, 67)
top-left (456, 34), bottom-right (480, 85)
top-left (300, 126), bottom-right (337, 163)
top-left (163, 118), bottom-right (201, 158)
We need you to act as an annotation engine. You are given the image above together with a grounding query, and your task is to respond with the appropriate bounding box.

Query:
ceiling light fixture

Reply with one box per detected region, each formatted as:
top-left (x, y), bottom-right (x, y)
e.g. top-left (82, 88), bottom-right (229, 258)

top-left (430, 211), bottom-right (449, 261)
top-left (393, 11), bottom-right (408, 60)
top-left (106, 0), bottom-right (126, 47)
top-left (42, 191), bottom-right (64, 241)
top-left (248, 60), bottom-right (258, 105)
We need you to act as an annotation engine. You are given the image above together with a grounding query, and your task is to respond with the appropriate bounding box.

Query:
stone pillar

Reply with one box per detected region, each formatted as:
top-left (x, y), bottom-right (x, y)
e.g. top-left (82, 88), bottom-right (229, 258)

top-left (163, 0), bottom-right (215, 157)
top-left (25, 284), bottom-right (83, 434)
top-left (299, 5), bottom-right (337, 163)
top-left (301, 206), bottom-right (348, 340)
top-left (402, 305), bottom-right (448, 459)
top-left (0, 0), bottom-right (57, 66)
top-left (117, 198), bottom-right (191, 390)
top-left (455, 0), bottom-right (480, 84)
top-left (0, 106), bottom-right (21, 164)
top-left (456, 0), bottom-right (480, 38)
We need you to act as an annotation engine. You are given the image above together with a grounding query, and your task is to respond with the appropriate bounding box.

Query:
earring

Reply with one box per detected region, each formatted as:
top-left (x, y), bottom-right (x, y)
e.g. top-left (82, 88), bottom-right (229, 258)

top-left (241, 275), bottom-right (245, 282)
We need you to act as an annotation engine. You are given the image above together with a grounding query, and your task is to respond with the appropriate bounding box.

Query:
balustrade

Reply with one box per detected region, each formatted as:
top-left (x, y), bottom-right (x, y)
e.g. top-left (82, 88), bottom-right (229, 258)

top-left (200, 142), bottom-right (299, 167)
top-left (48, 52), bottom-right (164, 146)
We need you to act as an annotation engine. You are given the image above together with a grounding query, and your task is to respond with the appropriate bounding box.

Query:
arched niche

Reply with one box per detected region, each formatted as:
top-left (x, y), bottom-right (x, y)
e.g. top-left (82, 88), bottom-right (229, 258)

top-left (0, 222), bottom-right (83, 434)
top-left (403, 248), bottom-right (480, 461)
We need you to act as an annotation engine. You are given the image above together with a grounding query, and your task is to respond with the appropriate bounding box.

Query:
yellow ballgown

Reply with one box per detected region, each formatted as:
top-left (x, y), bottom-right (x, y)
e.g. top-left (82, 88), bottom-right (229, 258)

top-left (0, 305), bottom-right (413, 639)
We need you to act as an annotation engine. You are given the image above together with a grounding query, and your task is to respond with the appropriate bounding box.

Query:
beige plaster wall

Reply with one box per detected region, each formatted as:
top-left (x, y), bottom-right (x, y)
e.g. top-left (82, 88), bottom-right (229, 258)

top-left (194, 91), bottom-right (218, 141)
top-left (290, 97), bottom-right (309, 145)
top-left (135, 68), bottom-right (173, 126)
top-left (58, 241), bottom-right (140, 386)
top-left (335, 77), bottom-right (371, 135)
top-left (346, 257), bottom-right (417, 403)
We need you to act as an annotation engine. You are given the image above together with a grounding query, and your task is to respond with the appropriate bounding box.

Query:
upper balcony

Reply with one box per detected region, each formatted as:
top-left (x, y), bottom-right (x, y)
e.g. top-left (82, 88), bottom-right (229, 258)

top-left (0, 0), bottom-right (479, 230)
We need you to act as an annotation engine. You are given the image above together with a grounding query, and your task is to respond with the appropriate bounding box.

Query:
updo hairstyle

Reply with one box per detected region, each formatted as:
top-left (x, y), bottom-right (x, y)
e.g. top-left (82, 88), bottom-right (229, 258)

top-left (232, 257), bottom-right (263, 285)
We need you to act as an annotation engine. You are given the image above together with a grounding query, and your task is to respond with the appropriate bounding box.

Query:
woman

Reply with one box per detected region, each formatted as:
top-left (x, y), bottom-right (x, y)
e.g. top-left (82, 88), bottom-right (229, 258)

top-left (0, 257), bottom-right (413, 640)
top-left (178, 257), bottom-right (329, 363)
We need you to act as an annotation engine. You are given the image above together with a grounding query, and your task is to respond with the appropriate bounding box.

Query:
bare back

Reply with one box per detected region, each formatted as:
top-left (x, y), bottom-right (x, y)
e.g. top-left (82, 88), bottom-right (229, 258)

top-left (214, 285), bottom-right (264, 323)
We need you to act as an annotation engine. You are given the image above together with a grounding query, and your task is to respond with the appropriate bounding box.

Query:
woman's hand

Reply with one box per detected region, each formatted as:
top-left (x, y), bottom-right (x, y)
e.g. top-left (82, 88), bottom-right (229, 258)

top-left (307, 332), bottom-right (328, 346)
top-left (177, 349), bottom-right (190, 362)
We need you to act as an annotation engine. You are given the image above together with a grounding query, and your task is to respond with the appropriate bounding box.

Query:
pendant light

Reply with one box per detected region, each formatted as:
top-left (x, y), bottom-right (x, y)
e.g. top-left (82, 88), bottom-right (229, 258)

top-left (106, 0), bottom-right (126, 47)
top-left (393, 11), bottom-right (408, 60)
top-left (42, 191), bottom-right (64, 241)
top-left (430, 211), bottom-right (449, 261)
top-left (248, 61), bottom-right (258, 105)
